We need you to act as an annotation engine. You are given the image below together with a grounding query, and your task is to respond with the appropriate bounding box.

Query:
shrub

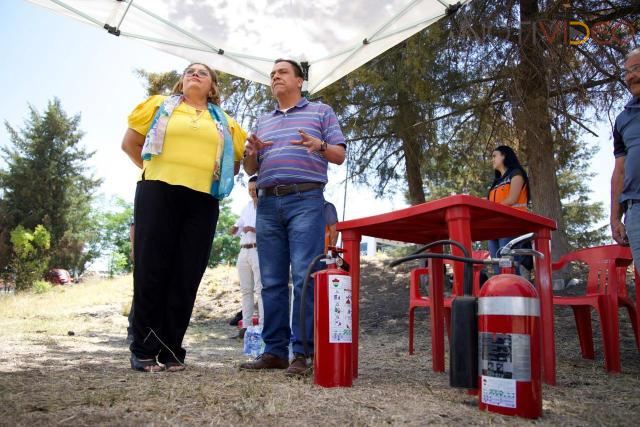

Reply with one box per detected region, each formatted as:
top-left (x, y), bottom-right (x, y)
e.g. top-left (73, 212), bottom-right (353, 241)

top-left (32, 280), bottom-right (52, 294)
top-left (10, 225), bottom-right (51, 291)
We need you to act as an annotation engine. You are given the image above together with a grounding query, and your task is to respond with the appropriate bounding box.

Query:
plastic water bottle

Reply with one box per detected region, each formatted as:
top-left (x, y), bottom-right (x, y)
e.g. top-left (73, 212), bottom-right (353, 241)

top-left (288, 333), bottom-right (295, 360)
top-left (243, 325), bottom-right (265, 357)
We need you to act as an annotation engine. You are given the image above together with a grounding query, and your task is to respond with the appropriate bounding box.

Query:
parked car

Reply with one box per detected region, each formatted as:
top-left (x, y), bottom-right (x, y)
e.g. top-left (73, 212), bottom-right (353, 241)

top-left (45, 269), bottom-right (73, 285)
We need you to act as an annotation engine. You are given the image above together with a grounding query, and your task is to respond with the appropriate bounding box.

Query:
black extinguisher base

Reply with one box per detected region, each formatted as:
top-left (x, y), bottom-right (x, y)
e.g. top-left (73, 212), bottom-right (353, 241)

top-left (449, 295), bottom-right (479, 389)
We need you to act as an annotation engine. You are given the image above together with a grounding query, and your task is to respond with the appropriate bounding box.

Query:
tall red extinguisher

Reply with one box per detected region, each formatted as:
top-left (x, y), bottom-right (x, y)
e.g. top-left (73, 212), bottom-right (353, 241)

top-left (477, 274), bottom-right (542, 419)
top-left (314, 248), bottom-right (353, 387)
top-left (303, 247), bottom-right (353, 387)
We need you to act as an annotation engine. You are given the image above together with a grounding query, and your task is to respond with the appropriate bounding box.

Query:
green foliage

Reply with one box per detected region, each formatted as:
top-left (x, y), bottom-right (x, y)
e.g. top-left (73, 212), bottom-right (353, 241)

top-left (217, 73), bottom-right (272, 130)
top-left (10, 225), bottom-right (51, 291)
top-left (209, 199), bottom-right (240, 267)
top-left (135, 69), bottom-right (181, 97)
top-left (108, 252), bottom-right (129, 278)
top-left (557, 145), bottom-right (608, 248)
top-left (0, 99), bottom-right (102, 276)
top-left (32, 279), bottom-right (52, 294)
top-left (317, 1), bottom-right (633, 254)
top-left (94, 197), bottom-right (134, 275)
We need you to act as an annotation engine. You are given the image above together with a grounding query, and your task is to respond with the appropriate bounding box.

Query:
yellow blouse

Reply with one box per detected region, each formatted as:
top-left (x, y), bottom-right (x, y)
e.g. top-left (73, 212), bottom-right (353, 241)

top-left (128, 95), bottom-right (246, 195)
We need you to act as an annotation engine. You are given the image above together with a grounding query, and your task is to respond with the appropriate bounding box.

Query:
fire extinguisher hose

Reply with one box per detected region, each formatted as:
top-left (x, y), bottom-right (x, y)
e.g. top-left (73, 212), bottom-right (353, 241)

top-left (300, 253), bottom-right (328, 358)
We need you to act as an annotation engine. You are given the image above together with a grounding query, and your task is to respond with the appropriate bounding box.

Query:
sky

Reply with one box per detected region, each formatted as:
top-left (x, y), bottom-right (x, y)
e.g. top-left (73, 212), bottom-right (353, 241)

top-left (0, 0), bottom-right (410, 222)
top-left (0, 1), bottom-right (617, 229)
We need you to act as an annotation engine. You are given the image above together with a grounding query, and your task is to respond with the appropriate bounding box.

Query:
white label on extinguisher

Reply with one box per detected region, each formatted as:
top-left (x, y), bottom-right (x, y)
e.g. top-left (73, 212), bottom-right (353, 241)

top-left (328, 274), bottom-right (352, 343)
top-left (481, 376), bottom-right (516, 408)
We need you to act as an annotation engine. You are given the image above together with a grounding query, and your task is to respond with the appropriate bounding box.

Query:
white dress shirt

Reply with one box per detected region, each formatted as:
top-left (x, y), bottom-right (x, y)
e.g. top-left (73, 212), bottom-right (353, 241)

top-left (235, 200), bottom-right (257, 245)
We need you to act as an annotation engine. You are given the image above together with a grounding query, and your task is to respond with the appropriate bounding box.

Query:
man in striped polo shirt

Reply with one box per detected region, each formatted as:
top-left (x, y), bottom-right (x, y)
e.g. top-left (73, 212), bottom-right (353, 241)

top-left (240, 59), bottom-right (346, 376)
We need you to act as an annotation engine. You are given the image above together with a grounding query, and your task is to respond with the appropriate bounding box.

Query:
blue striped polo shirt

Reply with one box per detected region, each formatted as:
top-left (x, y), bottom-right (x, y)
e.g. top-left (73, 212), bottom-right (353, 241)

top-left (254, 98), bottom-right (346, 188)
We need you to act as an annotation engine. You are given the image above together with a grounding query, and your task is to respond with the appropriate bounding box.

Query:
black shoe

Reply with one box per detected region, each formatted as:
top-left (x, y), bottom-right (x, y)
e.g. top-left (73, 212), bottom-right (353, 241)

top-left (229, 311), bottom-right (242, 326)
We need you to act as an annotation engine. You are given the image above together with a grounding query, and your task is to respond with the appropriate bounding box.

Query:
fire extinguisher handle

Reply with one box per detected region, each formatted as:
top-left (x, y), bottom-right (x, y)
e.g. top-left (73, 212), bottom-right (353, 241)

top-left (504, 248), bottom-right (545, 259)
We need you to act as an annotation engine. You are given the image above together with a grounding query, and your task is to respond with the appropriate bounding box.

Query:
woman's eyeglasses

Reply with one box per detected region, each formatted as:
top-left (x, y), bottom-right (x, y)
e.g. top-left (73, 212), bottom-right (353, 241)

top-left (184, 68), bottom-right (210, 78)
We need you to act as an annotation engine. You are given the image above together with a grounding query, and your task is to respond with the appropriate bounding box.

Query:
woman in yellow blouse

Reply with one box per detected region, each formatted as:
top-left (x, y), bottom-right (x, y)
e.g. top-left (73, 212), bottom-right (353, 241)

top-left (122, 63), bottom-right (246, 372)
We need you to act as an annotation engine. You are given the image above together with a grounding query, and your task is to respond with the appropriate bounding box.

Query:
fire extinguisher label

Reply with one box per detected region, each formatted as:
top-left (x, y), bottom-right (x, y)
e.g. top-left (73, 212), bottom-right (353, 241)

top-left (481, 376), bottom-right (516, 408)
top-left (479, 332), bottom-right (531, 380)
top-left (328, 274), bottom-right (352, 343)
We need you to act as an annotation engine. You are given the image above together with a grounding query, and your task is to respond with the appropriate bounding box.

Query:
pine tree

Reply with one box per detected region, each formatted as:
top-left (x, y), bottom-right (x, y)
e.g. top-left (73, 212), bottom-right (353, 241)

top-left (318, 0), bottom-right (635, 255)
top-left (0, 98), bottom-right (102, 276)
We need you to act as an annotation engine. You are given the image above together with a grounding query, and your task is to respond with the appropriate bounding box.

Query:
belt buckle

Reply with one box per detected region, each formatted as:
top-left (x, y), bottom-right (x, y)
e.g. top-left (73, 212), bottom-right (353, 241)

top-left (274, 185), bottom-right (287, 196)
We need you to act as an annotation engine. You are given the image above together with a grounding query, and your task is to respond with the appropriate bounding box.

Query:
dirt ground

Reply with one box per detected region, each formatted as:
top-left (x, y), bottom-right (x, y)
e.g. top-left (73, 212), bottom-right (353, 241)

top-left (0, 257), bottom-right (638, 426)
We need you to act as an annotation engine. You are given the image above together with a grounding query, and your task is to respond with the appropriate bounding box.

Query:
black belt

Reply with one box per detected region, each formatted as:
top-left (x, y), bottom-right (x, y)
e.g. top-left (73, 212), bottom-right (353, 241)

top-left (258, 182), bottom-right (324, 197)
top-left (241, 243), bottom-right (257, 249)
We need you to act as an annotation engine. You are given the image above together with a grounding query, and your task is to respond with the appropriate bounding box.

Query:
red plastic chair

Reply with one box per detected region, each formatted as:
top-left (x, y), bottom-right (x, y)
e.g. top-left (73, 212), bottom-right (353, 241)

top-left (552, 244), bottom-right (640, 373)
top-left (408, 250), bottom-right (489, 354)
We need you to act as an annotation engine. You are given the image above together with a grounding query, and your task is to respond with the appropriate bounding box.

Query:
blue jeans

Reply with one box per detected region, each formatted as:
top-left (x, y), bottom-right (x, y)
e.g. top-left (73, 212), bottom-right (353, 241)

top-left (625, 202), bottom-right (640, 272)
top-left (256, 188), bottom-right (325, 360)
top-left (488, 237), bottom-right (520, 275)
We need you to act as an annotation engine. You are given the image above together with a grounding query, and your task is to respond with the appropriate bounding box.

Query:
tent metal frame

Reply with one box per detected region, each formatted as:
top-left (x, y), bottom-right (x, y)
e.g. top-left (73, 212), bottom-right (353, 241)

top-left (39, 0), bottom-right (464, 91)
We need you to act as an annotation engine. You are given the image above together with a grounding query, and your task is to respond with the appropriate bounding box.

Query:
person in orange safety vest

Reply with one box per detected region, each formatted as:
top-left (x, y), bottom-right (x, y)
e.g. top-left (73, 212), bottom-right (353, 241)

top-left (487, 145), bottom-right (531, 274)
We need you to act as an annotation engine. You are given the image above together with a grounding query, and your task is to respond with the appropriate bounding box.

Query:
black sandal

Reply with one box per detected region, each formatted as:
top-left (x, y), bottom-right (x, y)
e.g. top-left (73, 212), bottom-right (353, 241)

top-left (130, 354), bottom-right (164, 372)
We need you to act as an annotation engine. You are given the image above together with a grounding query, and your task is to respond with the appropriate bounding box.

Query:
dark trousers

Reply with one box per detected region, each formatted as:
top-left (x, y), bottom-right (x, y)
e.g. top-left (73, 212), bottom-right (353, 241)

top-left (130, 180), bottom-right (219, 363)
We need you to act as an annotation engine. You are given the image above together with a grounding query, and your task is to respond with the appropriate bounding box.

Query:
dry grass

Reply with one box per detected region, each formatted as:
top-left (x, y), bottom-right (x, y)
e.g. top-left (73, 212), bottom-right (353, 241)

top-left (0, 257), bottom-right (638, 426)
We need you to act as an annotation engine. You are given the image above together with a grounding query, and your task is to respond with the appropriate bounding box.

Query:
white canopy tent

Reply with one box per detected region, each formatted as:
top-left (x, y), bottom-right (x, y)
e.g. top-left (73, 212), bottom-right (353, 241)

top-left (26, 0), bottom-right (467, 93)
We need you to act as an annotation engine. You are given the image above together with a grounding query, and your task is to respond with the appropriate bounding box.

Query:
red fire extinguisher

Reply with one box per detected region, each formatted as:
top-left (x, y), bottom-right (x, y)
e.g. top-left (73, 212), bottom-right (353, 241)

top-left (478, 274), bottom-right (542, 419)
top-left (301, 247), bottom-right (353, 388)
top-left (314, 248), bottom-right (353, 388)
top-left (389, 233), bottom-right (543, 419)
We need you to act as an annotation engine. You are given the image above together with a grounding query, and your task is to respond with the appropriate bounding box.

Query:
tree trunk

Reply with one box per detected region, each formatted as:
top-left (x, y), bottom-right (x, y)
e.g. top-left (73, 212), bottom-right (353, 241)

top-left (516, 0), bottom-right (570, 260)
top-left (397, 90), bottom-right (426, 205)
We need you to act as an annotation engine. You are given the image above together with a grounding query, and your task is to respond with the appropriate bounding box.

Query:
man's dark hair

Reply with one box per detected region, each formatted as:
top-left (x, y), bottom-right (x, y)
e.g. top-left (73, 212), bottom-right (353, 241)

top-left (248, 175), bottom-right (258, 183)
top-left (274, 58), bottom-right (304, 79)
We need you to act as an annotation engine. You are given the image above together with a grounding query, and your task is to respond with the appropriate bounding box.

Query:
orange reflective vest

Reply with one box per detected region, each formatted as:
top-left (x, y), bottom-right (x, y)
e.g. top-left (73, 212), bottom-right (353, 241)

top-left (488, 169), bottom-right (529, 211)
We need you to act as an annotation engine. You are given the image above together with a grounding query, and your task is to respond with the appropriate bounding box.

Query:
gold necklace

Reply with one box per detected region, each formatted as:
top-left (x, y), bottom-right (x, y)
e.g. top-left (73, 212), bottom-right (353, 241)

top-left (190, 109), bottom-right (206, 129)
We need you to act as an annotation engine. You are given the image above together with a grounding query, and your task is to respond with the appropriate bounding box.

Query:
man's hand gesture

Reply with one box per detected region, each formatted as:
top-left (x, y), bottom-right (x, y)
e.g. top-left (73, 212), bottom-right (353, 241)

top-left (291, 129), bottom-right (323, 154)
top-left (245, 133), bottom-right (273, 157)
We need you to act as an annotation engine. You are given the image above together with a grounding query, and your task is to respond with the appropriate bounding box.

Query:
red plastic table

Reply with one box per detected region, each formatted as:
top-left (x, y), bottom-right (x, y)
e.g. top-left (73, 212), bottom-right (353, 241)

top-left (337, 195), bottom-right (558, 385)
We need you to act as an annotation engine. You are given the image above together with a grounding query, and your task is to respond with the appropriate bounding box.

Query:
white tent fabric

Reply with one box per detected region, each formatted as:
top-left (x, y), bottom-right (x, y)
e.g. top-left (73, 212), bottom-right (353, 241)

top-left (26, 0), bottom-right (466, 93)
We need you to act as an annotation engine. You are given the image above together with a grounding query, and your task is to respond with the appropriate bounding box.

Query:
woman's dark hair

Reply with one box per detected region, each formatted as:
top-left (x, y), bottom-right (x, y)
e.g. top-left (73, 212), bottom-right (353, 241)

top-left (248, 175), bottom-right (258, 183)
top-left (491, 145), bottom-right (531, 203)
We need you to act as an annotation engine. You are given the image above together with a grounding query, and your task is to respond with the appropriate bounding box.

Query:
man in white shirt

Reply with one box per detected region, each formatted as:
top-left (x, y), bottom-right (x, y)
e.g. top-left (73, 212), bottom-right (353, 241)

top-left (230, 176), bottom-right (262, 338)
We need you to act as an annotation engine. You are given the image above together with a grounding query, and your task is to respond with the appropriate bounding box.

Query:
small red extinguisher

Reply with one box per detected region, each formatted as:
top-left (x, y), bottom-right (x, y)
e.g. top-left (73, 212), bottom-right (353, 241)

top-left (477, 274), bottom-right (542, 419)
top-left (313, 247), bottom-right (353, 388)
